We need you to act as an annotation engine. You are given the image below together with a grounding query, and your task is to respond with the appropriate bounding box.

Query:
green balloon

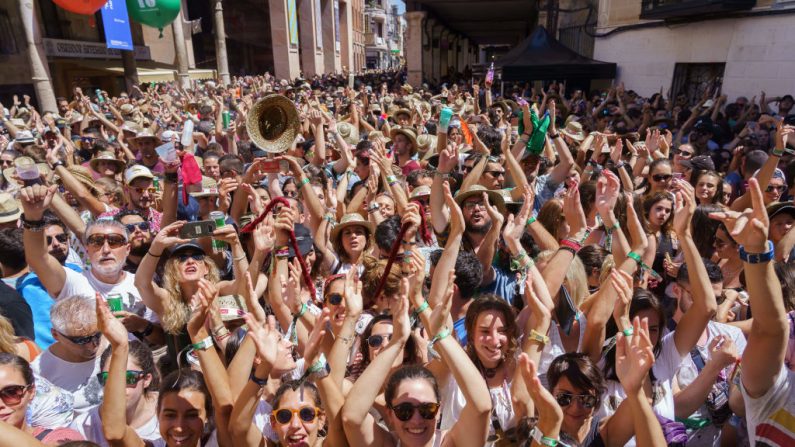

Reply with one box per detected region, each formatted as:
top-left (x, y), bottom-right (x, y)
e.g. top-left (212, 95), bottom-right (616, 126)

top-left (126, 0), bottom-right (181, 35)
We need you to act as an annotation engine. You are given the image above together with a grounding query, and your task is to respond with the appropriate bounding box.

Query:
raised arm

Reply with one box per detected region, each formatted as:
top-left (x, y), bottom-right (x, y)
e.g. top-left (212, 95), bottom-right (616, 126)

top-left (429, 138), bottom-right (456, 233)
top-left (134, 221), bottom-right (189, 316)
top-left (710, 178), bottom-right (787, 398)
top-left (19, 185), bottom-right (67, 297)
top-left (672, 181), bottom-right (717, 356)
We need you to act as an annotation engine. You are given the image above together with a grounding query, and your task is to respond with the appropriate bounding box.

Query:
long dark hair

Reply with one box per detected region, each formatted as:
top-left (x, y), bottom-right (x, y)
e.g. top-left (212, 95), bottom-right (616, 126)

top-left (158, 369), bottom-right (214, 445)
top-left (464, 295), bottom-right (519, 371)
top-left (100, 340), bottom-right (160, 394)
top-left (548, 353), bottom-right (607, 407)
top-left (359, 314), bottom-right (420, 367)
top-left (385, 365), bottom-right (440, 407)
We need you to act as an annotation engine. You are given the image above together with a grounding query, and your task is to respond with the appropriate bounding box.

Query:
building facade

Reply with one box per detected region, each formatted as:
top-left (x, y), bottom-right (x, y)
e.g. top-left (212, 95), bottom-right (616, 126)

top-left (2, 0), bottom-right (365, 109)
top-left (592, 0), bottom-right (795, 100)
top-left (364, 0), bottom-right (390, 69)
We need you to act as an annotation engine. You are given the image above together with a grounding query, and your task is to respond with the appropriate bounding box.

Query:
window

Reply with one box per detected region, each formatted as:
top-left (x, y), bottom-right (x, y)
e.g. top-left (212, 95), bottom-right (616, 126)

top-left (670, 63), bottom-right (725, 105)
top-left (0, 10), bottom-right (18, 55)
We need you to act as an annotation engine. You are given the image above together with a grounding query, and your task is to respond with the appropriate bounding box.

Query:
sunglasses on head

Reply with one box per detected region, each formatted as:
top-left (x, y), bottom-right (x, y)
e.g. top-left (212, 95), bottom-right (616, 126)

top-left (326, 293), bottom-right (343, 306)
top-left (367, 333), bottom-right (392, 348)
top-left (97, 370), bottom-right (146, 386)
top-left (272, 406), bottom-right (320, 425)
top-left (652, 174), bottom-right (672, 182)
top-left (46, 233), bottom-right (68, 245)
top-left (0, 384), bottom-right (31, 406)
top-left (390, 402), bottom-right (440, 422)
top-left (59, 331), bottom-right (102, 345)
top-left (555, 392), bottom-right (598, 409)
top-left (86, 233), bottom-right (127, 249)
top-left (177, 253), bottom-right (205, 263)
top-left (125, 222), bottom-right (150, 233)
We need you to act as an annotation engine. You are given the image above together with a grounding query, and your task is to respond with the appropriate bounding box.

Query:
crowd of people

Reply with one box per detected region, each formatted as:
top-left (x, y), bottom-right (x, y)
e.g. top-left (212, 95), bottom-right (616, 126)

top-left (0, 66), bottom-right (792, 447)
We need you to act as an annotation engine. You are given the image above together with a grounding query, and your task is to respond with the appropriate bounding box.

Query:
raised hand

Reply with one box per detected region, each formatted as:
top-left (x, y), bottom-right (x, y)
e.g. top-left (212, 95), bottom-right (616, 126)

top-left (303, 308), bottom-right (330, 365)
top-left (243, 271), bottom-right (266, 322)
top-left (706, 335), bottom-right (739, 370)
top-left (437, 141), bottom-right (459, 174)
top-left (96, 292), bottom-right (129, 348)
top-left (151, 221), bottom-right (189, 254)
top-left (483, 192), bottom-right (505, 231)
top-left (709, 178), bottom-right (769, 252)
top-left (283, 259), bottom-right (305, 314)
top-left (562, 181), bottom-right (586, 238)
top-left (186, 279), bottom-right (218, 338)
top-left (443, 181), bottom-right (465, 237)
top-left (519, 353), bottom-right (563, 430)
top-left (392, 277), bottom-right (412, 344)
top-left (594, 170), bottom-right (620, 217)
top-left (428, 270), bottom-right (455, 335)
top-left (19, 184), bottom-right (58, 221)
top-left (672, 179), bottom-right (696, 237)
top-left (243, 313), bottom-right (281, 369)
top-left (615, 317), bottom-right (655, 394)
top-left (503, 190), bottom-right (533, 247)
top-left (523, 274), bottom-right (553, 332)
top-left (343, 268), bottom-right (363, 317)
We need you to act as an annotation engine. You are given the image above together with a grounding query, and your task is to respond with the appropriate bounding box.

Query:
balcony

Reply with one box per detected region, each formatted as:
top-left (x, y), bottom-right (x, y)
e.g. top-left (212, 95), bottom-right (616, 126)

top-left (640, 0), bottom-right (756, 20)
top-left (365, 32), bottom-right (388, 50)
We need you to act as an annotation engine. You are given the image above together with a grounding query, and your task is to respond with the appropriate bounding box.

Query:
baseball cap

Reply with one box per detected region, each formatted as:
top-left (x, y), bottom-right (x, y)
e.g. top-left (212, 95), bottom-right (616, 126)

top-left (124, 165), bottom-right (154, 185)
top-left (288, 224), bottom-right (314, 258)
top-left (680, 155), bottom-right (715, 172)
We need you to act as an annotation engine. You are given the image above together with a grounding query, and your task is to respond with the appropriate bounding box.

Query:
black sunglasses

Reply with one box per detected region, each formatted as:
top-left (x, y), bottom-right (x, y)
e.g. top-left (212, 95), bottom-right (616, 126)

top-left (46, 233), bottom-right (68, 245)
top-left (177, 253), bottom-right (206, 263)
top-left (326, 293), bottom-right (343, 306)
top-left (390, 402), bottom-right (440, 421)
top-left (97, 370), bottom-right (145, 386)
top-left (367, 334), bottom-right (392, 348)
top-left (125, 222), bottom-right (150, 233)
top-left (555, 392), bottom-right (597, 409)
top-left (272, 406), bottom-right (320, 425)
top-left (357, 156), bottom-right (370, 166)
top-left (652, 174), bottom-right (672, 182)
top-left (0, 384), bottom-right (31, 406)
top-left (86, 233), bottom-right (127, 249)
top-left (59, 331), bottom-right (102, 345)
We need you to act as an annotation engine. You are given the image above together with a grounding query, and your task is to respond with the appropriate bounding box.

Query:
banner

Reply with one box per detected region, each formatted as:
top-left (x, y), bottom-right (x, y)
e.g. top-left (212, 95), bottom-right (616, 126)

top-left (287, 0), bottom-right (298, 47)
top-left (101, 0), bottom-right (133, 50)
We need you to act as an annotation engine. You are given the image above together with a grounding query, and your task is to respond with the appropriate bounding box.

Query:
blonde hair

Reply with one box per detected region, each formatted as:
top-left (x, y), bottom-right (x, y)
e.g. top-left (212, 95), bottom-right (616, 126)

top-left (0, 315), bottom-right (16, 354)
top-left (161, 256), bottom-right (220, 334)
top-left (535, 250), bottom-right (589, 309)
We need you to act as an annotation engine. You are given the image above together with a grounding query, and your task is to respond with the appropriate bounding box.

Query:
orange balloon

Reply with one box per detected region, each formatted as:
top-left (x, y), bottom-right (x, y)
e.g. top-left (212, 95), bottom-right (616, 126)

top-left (52, 0), bottom-right (109, 15)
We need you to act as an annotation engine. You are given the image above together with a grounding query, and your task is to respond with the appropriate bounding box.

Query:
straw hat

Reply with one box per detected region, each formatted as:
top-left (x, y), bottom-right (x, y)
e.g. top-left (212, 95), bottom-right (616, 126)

top-left (336, 122), bottom-right (360, 146)
top-left (367, 130), bottom-right (391, 144)
top-left (2, 157), bottom-right (50, 185)
top-left (330, 213), bottom-right (374, 242)
top-left (560, 121), bottom-right (586, 142)
top-left (409, 185), bottom-right (431, 200)
top-left (89, 151), bottom-right (126, 174)
top-left (128, 129), bottom-right (160, 147)
top-left (58, 165), bottom-right (97, 191)
top-left (391, 108), bottom-right (412, 121)
top-left (0, 193), bottom-right (21, 224)
top-left (390, 127), bottom-right (419, 155)
top-left (495, 188), bottom-right (524, 211)
top-left (416, 134), bottom-right (437, 155)
top-left (454, 184), bottom-right (506, 213)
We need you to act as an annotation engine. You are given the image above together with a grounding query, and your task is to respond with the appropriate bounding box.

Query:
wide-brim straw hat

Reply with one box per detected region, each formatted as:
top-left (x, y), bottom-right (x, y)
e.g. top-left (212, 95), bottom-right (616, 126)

top-left (56, 165), bottom-right (97, 191)
top-left (367, 130), bottom-right (391, 144)
top-left (336, 122), bottom-right (360, 146)
top-left (561, 121), bottom-right (586, 142)
top-left (330, 213), bottom-right (374, 242)
top-left (89, 151), bottom-right (126, 173)
top-left (2, 158), bottom-right (50, 185)
top-left (390, 127), bottom-right (419, 155)
top-left (0, 193), bottom-right (21, 224)
top-left (416, 134), bottom-right (437, 155)
top-left (128, 130), bottom-right (160, 147)
top-left (454, 184), bottom-right (506, 213)
top-left (246, 94), bottom-right (301, 153)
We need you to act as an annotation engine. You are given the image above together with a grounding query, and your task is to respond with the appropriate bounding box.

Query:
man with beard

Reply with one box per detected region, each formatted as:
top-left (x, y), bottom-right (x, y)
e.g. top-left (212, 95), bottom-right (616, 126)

top-left (20, 184), bottom-right (164, 348)
top-left (115, 210), bottom-right (153, 273)
top-left (99, 165), bottom-right (164, 233)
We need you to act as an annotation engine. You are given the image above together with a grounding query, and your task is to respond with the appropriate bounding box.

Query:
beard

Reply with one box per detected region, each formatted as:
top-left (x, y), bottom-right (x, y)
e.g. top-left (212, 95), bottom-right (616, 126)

top-left (50, 248), bottom-right (68, 264)
top-left (129, 240), bottom-right (151, 257)
top-left (466, 218), bottom-right (492, 235)
top-left (92, 259), bottom-right (124, 276)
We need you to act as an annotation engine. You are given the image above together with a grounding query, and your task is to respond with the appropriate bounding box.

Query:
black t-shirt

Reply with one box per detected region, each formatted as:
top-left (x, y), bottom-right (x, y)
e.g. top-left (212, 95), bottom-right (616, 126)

top-left (0, 283), bottom-right (34, 340)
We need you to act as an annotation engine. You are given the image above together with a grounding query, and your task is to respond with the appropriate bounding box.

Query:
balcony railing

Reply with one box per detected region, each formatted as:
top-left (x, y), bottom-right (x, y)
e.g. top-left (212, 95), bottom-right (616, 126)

top-left (640, 0), bottom-right (756, 20)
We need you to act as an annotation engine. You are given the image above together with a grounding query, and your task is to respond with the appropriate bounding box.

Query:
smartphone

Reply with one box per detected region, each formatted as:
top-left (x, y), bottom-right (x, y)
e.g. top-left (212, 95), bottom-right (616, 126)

top-left (261, 159), bottom-right (280, 174)
top-left (179, 220), bottom-right (217, 239)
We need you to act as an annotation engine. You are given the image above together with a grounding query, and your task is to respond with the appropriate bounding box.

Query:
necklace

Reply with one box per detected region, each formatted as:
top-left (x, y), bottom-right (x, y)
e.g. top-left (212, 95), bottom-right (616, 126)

top-left (481, 358), bottom-right (504, 379)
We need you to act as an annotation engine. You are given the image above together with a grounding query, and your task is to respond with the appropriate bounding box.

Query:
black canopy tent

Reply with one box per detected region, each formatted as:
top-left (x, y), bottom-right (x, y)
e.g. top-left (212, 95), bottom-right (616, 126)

top-left (495, 26), bottom-right (616, 82)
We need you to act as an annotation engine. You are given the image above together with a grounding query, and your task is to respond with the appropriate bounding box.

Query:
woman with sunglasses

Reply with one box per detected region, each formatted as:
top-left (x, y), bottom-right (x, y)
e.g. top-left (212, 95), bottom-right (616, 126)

top-left (643, 159), bottom-right (674, 197)
top-left (135, 221), bottom-right (244, 363)
top-left (343, 266), bottom-right (492, 447)
top-left (73, 339), bottom-right (160, 446)
top-left (100, 280), bottom-right (234, 447)
top-left (0, 352), bottom-right (84, 443)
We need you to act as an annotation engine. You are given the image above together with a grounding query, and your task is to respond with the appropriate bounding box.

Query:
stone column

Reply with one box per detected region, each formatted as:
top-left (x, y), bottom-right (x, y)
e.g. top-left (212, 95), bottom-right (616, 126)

top-left (19, 0), bottom-right (56, 113)
top-left (339, 0), bottom-right (353, 71)
top-left (171, 6), bottom-right (190, 89)
top-left (299, 0), bottom-right (324, 76)
top-left (321, 0), bottom-right (340, 73)
top-left (422, 17), bottom-right (434, 86)
top-left (404, 11), bottom-right (425, 87)
top-left (431, 23), bottom-right (443, 84)
top-left (270, 0), bottom-right (302, 79)
top-left (212, 0), bottom-right (231, 85)
top-left (120, 50), bottom-right (139, 93)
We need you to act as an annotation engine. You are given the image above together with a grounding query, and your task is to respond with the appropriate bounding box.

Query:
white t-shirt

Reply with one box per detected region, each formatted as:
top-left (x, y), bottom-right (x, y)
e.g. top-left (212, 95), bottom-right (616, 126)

top-left (675, 321), bottom-right (746, 447)
top-left (70, 406), bottom-right (161, 447)
top-left (31, 349), bottom-right (103, 413)
top-left (598, 331), bottom-right (686, 446)
top-left (440, 375), bottom-right (514, 446)
top-left (741, 365), bottom-right (795, 446)
top-left (57, 268), bottom-right (157, 322)
top-left (27, 374), bottom-right (75, 429)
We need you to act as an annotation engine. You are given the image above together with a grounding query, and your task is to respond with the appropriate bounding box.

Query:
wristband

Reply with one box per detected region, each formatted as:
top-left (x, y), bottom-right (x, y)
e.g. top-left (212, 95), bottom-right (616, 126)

top-left (427, 326), bottom-right (452, 360)
top-left (622, 327), bottom-right (634, 337)
top-left (192, 336), bottom-right (214, 351)
top-left (549, 133), bottom-right (560, 140)
top-left (51, 160), bottom-right (66, 170)
top-left (528, 329), bottom-right (550, 345)
top-left (559, 238), bottom-right (582, 253)
top-left (133, 321), bottom-right (155, 339)
top-left (297, 177), bottom-right (311, 190)
top-left (401, 239), bottom-right (417, 246)
top-left (386, 175), bottom-right (397, 184)
top-left (627, 251), bottom-right (642, 263)
top-left (771, 148), bottom-right (785, 157)
top-left (530, 427), bottom-right (559, 447)
top-left (412, 300), bottom-right (429, 321)
top-left (20, 215), bottom-right (45, 232)
top-left (147, 250), bottom-right (162, 258)
top-left (249, 371), bottom-right (268, 387)
top-left (296, 301), bottom-right (308, 318)
top-left (738, 241), bottom-right (774, 264)
top-left (526, 216), bottom-right (536, 226)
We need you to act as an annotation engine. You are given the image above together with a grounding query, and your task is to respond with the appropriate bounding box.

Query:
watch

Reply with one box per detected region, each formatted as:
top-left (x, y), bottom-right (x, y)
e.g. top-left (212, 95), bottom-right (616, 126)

top-left (738, 240), bottom-right (774, 264)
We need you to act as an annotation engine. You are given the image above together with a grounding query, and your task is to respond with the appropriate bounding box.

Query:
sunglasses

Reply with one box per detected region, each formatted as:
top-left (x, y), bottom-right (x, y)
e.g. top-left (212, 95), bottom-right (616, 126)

top-left (390, 402), bottom-right (440, 422)
top-left (357, 156), bottom-right (370, 166)
top-left (46, 233), bottom-right (68, 245)
top-left (0, 159), bottom-right (13, 167)
top-left (367, 333), bottom-right (392, 348)
top-left (97, 370), bottom-right (146, 386)
top-left (58, 331), bottom-right (102, 345)
top-left (652, 174), bottom-right (672, 182)
top-left (125, 222), bottom-right (150, 233)
top-left (0, 384), bottom-right (31, 406)
top-left (461, 165), bottom-right (473, 173)
top-left (177, 253), bottom-right (206, 263)
top-left (766, 185), bottom-right (786, 193)
top-left (86, 233), bottom-right (127, 249)
top-left (272, 406), bottom-right (320, 425)
top-left (675, 149), bottom-right (694, 158)
top-left (326, 293), bottom-right (343, 306)
top-left (484, 170), bottom-right (505, 178)
top-left (555, 392), bottom-right (598, 409)
top-left (131, 187), bottom-right (156, 195)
